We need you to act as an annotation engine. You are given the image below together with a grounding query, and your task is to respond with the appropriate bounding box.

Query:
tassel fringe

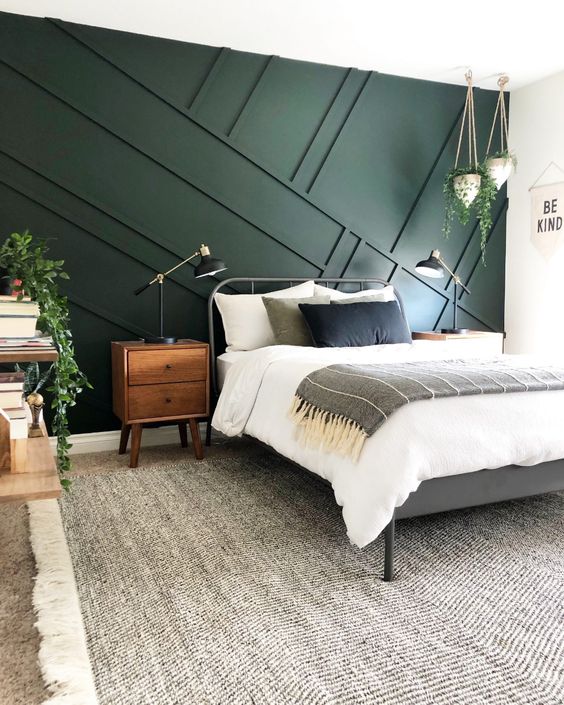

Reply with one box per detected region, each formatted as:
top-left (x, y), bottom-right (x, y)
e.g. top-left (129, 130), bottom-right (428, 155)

top-left (288, 395), bottom-right (367, 462)
top-left (28, 499), bottom-right (99, 705)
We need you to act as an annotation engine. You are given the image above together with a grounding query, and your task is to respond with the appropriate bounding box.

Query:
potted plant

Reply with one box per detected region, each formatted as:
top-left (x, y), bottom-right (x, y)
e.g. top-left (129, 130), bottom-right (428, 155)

top-left (442, 70), bottom-right (499, 259)
top-left (16, 361), bottom-right (53, 397)
top-left (0, 231), bottom-right (91, 487)
top-left (485, 149), bottom-right (517, 190)
top-left (443, 163), bottom-right (498, 258)
top-left (451, 166), bottom-right (482, 207)
top-left (15, 361), bottom-right (53, 434)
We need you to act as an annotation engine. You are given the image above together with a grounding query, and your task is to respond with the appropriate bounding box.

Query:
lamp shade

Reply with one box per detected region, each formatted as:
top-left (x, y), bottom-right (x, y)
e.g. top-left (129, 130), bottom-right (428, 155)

top-left (415, 250), bottom-right (444, 279)
top-left (194, 245), bottom-right (227, 278)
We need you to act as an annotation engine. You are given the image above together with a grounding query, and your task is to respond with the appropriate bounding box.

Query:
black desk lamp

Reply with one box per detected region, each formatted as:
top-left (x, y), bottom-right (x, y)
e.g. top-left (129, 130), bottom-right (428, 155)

top-left (134, 244), bottom-right (226, 344)
top-left (415, 249), bottom-right (471, 334)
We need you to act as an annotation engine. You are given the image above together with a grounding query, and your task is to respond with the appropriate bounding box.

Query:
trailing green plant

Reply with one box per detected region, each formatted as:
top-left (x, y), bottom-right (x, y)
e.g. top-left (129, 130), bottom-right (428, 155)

top-left (443, 163), bottom-right (498, 261)
top-left (0, 231), bottom-right (91, 488)
top-left (15, 361), bottom-right (53, 396)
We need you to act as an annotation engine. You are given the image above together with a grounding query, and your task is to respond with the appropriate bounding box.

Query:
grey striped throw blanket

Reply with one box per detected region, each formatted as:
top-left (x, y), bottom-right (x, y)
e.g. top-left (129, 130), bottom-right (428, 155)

top-left (289, 358), bottom-right (564, 461)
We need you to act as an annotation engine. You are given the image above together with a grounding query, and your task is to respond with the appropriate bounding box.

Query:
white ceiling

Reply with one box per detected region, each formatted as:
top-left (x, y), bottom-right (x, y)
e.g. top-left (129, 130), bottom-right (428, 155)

top-left (2, 0), bottom-right (563, 90)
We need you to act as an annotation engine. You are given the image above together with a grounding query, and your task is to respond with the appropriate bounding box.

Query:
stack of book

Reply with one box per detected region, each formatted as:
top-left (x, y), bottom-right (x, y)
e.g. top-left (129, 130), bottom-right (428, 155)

top-left (0, 295), bottom-right (56, 353)
top-left (0, 371), bottom-right (26, 426)
top-left (0, 371), bottom-right (27, 472)
top-left (0, 294), bottom-right (38, 336)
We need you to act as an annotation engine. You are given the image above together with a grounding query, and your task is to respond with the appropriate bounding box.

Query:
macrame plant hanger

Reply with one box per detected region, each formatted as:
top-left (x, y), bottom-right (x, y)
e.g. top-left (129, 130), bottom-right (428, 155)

top-left (485, 75), bottom-right (513, 189)
top-left (453, 70), bottom-right (481, 206)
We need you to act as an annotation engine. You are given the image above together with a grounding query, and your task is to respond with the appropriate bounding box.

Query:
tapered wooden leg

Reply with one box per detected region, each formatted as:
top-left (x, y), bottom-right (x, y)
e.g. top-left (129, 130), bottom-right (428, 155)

top-left (129, 424), bottom-right (143, 468)
top-left (119, 424), bottom-right (130, 455)
top-left (178, 422), bottom-right (188, 448)
top-left (205, 419), bottom-right (212, 447)
top-left (188, 418), bottom-right (204, 460)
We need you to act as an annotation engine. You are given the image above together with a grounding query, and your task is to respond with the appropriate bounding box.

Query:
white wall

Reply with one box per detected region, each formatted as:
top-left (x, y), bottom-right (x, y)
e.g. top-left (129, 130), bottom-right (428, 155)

top-left (0, 0), bottom-right (562, 89)
top-left (505, 71), bottom-right (564, 356)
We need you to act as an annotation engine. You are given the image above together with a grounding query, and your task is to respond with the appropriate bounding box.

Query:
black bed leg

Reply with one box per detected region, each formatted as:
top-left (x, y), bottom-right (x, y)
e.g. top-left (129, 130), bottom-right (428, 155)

top-left (383, 514), bottom-right (395, 582)
top-left (205, 419), bottom-right (212, 447)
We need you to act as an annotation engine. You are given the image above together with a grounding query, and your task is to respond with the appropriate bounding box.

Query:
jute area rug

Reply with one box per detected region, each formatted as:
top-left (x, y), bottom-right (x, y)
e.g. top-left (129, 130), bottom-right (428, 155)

top-left (58, 451), bottom-right (563, 705)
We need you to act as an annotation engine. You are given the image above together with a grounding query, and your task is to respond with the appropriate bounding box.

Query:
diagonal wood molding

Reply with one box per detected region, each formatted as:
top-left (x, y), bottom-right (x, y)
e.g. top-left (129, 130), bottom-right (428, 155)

top-left (291, 67), bottom-right (356, 185)
top-left (0, 162), bottom-right (210, 302)
top-left (0, 56), bottom-right (328, 271)
top-left (51, 19), bottom-right (505, 320)
top-left (0, 12), bottom-right (507, 433)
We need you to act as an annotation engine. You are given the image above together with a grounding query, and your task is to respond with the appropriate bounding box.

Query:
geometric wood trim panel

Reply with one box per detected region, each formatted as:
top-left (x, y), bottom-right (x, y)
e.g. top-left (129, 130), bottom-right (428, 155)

top-left (0, 12), bottom-right (507, 433)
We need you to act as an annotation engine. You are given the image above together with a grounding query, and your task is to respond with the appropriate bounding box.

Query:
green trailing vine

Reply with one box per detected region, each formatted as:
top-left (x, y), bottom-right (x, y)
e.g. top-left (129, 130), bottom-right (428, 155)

top-left (443, 164), bottom-right (498, 261)
top-left (0, 231), bottom-right (91, 488)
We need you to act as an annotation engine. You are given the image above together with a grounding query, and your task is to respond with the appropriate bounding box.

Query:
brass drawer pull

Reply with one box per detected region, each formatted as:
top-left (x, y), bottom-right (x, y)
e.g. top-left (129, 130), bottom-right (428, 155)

top-left (165, 363), bottom-right (173, 369)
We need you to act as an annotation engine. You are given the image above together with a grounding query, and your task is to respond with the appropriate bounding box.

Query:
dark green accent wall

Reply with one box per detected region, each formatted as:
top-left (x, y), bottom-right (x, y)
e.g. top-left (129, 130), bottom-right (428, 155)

top-left (0, 12), bottom-right (507, 434)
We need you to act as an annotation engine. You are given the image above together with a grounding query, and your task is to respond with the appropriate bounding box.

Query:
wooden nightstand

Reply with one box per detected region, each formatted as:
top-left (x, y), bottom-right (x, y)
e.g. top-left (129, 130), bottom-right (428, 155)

top-left (111, 340), bottom-right (209, 468)
top-left (412, 330), bottom-right (504, 356)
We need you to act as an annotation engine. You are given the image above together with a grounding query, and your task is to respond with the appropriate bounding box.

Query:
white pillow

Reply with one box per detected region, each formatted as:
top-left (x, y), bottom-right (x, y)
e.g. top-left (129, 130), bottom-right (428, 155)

top-left (215, 281), bottom-right (315, 351)
top-left (313, 283), bottom-right (396, 302)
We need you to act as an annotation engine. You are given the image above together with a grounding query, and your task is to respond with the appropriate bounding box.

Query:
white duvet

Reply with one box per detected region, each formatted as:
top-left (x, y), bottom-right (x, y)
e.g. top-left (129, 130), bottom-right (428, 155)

top-left (212, 342), bottom-right (564, 548)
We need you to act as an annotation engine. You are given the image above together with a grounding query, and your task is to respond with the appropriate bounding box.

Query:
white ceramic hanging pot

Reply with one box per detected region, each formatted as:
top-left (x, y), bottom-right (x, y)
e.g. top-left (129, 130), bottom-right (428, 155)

top-left (486, 156), bottom-right (513, 189)
top-left (453, 173), bottom-right (481, 206)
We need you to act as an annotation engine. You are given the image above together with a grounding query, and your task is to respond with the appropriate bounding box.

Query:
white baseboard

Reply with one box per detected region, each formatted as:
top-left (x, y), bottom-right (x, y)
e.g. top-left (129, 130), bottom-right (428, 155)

top-left (48, 424), bottom-right (204, 455)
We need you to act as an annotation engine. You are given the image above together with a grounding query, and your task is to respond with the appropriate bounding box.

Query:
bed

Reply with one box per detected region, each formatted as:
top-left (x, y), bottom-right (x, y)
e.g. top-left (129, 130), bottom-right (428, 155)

top-left (207, 277), bottom-right (564, 581)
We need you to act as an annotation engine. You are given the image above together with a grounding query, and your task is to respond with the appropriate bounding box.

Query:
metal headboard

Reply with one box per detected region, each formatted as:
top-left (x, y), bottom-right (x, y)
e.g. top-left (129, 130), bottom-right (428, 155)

top-left (207, 277), bottom-right (407, 399)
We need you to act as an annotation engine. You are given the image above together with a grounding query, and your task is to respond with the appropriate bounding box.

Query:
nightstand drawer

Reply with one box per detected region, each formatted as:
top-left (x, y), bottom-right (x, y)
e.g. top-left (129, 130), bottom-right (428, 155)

top-left (128, 381), bottom-right (207, 420)
top-left (128, 348), bottom-right (207, 385)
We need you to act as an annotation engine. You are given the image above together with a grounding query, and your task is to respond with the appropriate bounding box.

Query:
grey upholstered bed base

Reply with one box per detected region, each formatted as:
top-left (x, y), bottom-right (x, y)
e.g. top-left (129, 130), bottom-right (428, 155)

top-left (248, 436), bottom-right (564, 581)
top-left (384, 460), bottom-right (564, 581)
top-left (394, 460), bottom-right (564, 520)
top-left (207, 278), bottom-right (564, 582)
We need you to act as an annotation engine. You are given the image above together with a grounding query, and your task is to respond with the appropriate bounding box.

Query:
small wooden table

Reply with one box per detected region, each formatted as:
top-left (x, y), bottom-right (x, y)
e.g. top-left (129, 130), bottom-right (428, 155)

top-left (411, 330), bottom-right (504, 355)
top-left (111, 340), bottom-right (210, 468)
top-left (0, 349), bottom-right (60, 503)
top-left (0, 422), bottom-right (60, 503)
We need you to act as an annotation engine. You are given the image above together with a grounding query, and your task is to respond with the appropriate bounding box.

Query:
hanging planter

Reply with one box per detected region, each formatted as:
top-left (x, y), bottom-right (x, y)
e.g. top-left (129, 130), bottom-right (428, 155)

top-left (443, 70), bottom-right (497, 260)
top-left (484, 75), bottom-right (517, 189)
top-left (487, 153), bottom-right (515, 189)
top-left (444, 164), bottom-right (497, 254)
top-left (453, 171), bottom-right (481, 206)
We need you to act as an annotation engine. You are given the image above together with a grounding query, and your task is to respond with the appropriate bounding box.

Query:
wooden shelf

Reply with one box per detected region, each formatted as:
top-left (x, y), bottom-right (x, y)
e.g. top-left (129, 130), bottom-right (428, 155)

top-left (0, 348), bottom-right (61, 502)
top-left (0, 349), bottom-right (58, 363)
top-left (0, 423), bottom-right (60, 503)
top-left (412, 331), bottom-right (502, 341)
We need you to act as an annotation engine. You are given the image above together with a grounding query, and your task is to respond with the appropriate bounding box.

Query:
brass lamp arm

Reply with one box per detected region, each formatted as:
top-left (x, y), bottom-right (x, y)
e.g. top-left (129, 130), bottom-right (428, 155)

top-left (435, 253), bottom-right (471, 295)
top-left (148, 250), bottom-right (201, 285)
top-left (160, 249), bottom-right (200, 279)
top-left (134, 247), bottom-right (203, 295)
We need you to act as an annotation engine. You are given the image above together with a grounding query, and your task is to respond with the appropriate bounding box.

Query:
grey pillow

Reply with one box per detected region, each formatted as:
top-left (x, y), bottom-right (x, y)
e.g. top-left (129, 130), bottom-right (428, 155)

top-left (263, 295), bottom-right (330, 346)
top-left (332, 294), bottom-right (395, 304)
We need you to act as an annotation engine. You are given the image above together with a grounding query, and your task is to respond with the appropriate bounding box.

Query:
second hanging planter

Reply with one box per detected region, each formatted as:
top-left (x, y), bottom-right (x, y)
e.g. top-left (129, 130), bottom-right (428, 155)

top-left (486, 150), bottom-right (517, 189)
top-left (484, 76), bottom-right (517, 190)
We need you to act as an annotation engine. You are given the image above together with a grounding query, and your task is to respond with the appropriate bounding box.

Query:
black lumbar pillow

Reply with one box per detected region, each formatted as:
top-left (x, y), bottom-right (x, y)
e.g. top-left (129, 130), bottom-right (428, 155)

top-left (298, 300), bottom-right (412, 348)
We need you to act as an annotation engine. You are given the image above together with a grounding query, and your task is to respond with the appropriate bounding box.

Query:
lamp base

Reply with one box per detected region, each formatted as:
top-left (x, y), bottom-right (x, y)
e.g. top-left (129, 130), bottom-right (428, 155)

top-left (143, 336), bottom-right (177, 344)
top-left (440, 328), bottom-right (470, 335)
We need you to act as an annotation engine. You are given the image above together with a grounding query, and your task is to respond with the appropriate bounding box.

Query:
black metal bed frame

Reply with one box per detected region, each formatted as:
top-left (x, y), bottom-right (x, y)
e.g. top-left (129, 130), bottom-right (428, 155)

top-left (206, 277), bottom-right (564, 581)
